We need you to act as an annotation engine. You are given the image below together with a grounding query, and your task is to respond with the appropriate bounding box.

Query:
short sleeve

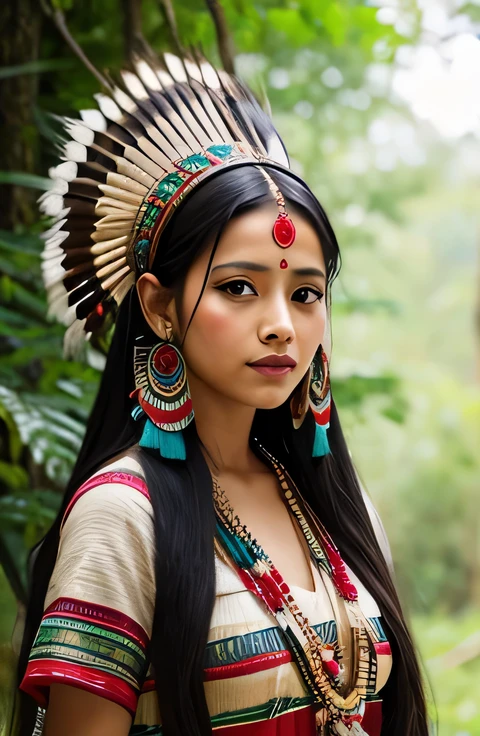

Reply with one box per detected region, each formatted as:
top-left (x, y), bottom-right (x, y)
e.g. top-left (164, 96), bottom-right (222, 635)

top-left (19, 474), bottom-right (156, 717)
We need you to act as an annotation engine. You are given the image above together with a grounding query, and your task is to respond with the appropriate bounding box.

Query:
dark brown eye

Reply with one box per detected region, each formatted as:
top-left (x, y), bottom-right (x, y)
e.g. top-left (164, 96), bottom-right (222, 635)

top-left (294, 288), bottom-right (324, 304)
top-left (215, 280), bottom-right (257, 296)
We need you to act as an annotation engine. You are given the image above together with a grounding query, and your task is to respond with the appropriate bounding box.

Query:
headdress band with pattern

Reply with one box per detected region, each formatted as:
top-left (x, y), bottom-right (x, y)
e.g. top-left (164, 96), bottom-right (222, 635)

top-left (39, 53), bottom-right (294, 357)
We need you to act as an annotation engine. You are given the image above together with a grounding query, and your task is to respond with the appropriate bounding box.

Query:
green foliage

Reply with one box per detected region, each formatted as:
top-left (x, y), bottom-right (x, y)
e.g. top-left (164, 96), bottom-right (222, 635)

top-left (0, 173), bottom-right (52, 189)
top-left (1, 4), bottom-right (479, 730)
top-left (0, 0), bottom-right (416, 598)
top-left (414, 609), bottom-right (480, 735)
top-left (0, 59), bottom-right (74, 80)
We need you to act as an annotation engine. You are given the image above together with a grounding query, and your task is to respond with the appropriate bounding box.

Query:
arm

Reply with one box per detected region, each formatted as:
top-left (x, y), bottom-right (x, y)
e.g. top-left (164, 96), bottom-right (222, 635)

top-left (20, 476), bottom-right (156, 730)
top-left (44, 685), bottom-right (132, 736)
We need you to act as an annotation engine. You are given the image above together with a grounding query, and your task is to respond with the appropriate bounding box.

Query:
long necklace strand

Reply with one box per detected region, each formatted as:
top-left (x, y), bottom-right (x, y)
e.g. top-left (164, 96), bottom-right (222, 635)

top-left (211, 442), bottom-right (378, 735)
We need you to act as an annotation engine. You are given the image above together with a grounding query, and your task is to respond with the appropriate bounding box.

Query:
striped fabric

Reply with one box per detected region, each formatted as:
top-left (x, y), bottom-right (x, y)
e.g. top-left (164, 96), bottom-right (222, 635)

top-left (21, 597), bottom-right (149, 715)
top-left (20, 456), bottom-right (392, 735)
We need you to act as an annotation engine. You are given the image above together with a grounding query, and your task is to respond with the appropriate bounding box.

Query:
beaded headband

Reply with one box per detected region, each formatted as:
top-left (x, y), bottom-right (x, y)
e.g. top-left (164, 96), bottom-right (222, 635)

top-left (39, 53), bottom-right (294, 357)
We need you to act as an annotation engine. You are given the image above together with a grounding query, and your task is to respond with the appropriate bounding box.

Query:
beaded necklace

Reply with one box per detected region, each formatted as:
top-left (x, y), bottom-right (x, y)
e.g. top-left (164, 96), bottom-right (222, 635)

top-left (212, 440), bottom-right (380, 736)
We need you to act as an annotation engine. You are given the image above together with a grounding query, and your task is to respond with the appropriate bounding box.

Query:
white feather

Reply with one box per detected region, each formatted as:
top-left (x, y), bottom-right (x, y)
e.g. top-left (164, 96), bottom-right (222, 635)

top-left (64, 141), bottom-right (87, 162)
top-left (93, 245), bottom-right (127, 268)
top-left (42, 243), bottom-right (65, 259)
top-left (94, 93), bottom-right (123, 122)
top-left (49, 178), bottom-right (69, 195)
top-left (41, 219), bottom-right (67, 240)
top-left (63, 318), bottom-right (88, 360)
top-left (266, 135), bottom-right (289, 167)
top-left (90, 235), bottom-right (129, 256)
top-left (43, 230), bottom-right (68, 250)
top-left (41, 246), bottom-right (63, 262)
top-left (184, 58), bottom-right (203, 83)
top-left (48, 301), bottom-right (68, 323)
top-left (65, 123), bottom-right (95, 147)
top-left (164, 53), bottom-right (188, 83)
top-left (200, 60), bottom-right (221, 89)
top-left (110, 271), bottom-right (134, 305)
top-left (55, 207), bottom-right (72, 220)
top-left (121, 71), bottom-right (148, 100)
top-left (135, 60), bottom-right (161, 91)
top-left (156, 69), bottom-right (173, 88)
top-left (39, 193), bottom-right (65, 217)
top-left (113, 87), bottom-right (137, 114)
top-left (50, 161), bottom-right (78, 182)
top-left (43, 263), bottom-right (66, 288)
top-left (47, 282), bottom-right (67, 306)
top-left (62, 304), bottom-right (83, 327)
top-left (41, 262), bottom-right (65, 283)
top-left (80, 109), bottom-right (107, 132)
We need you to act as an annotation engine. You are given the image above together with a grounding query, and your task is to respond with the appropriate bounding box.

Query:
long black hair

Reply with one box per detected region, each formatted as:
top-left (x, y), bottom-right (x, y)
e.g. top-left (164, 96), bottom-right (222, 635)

top-left (15, 164), bottom-right (432, 735)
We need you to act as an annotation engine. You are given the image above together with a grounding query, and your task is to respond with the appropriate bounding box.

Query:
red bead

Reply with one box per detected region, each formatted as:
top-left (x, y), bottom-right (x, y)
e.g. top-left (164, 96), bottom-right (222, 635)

top-left (323, 659), bottom-right (339, 678)
top-left (95, 303), bottom-right (104, 316)
top-left (153, 344), bottom-right (178, 375)
top-left (280, 259), bottom-right (288, 269)
top-left (273, 214), bottom-right (296, 248)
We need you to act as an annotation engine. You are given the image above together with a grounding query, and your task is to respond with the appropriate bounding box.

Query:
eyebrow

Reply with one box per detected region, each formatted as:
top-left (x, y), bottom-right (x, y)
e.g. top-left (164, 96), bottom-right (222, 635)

top-left (211, 260), bottom-right (326, 279)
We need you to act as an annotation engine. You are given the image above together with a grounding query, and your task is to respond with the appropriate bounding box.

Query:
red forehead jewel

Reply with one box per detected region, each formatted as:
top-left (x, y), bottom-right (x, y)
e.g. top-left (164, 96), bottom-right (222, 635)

top-left (260, 169), bottom-right (296, 248)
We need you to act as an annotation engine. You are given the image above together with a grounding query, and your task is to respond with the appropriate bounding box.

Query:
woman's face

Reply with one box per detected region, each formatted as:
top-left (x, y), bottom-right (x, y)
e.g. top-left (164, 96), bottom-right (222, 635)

top-left (170, 201), bottom-right (327, 411)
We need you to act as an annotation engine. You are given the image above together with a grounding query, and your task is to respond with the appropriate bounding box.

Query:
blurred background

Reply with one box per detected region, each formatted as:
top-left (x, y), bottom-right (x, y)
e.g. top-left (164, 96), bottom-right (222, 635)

top-left (0, 0), bottom-right (479, 733)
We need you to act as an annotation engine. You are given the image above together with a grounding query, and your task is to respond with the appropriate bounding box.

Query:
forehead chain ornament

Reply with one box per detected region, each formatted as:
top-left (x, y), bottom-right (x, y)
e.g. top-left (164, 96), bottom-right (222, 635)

top-left (259, 169), bottom-right (296, 260)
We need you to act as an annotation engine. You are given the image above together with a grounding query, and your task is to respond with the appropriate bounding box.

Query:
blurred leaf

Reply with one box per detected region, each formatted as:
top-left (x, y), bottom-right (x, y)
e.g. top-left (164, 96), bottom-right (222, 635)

top-left (0, 172), bottom-right (52, 190)
top-left (0, 462), bottom-right (29, 491)
top-left (0, 230), bottom-right (43, 256)
top-left (0, 59), bottom-right (74, 80)
top-left (332, 372), bottom-right (402, 410)
top-left (334, 297), bottom-right (401, 316)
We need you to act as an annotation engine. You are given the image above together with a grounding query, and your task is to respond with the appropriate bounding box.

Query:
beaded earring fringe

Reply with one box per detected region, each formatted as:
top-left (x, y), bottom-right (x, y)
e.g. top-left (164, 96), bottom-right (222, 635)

top-left (138, 416), bottom-right (186, 460)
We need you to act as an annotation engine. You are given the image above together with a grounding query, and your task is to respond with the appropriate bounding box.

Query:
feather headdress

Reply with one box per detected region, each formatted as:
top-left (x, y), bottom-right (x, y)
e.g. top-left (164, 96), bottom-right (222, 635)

top-left (40, 53), bottom-right (290, 357)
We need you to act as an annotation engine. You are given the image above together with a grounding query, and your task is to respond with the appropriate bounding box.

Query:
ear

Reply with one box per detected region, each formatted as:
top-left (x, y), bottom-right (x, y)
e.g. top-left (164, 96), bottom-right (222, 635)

top-left (136, 273), bottom-right (178, 340)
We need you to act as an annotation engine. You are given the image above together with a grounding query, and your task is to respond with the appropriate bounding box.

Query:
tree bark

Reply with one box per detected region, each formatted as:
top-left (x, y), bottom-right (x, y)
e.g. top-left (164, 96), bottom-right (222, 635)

top-left (158, 0), bottom-right (183, 56)
top-left (121, 0), bottom-right (149, 63)
top-left (0, 0), bottom-right (42, 229)
top-left (205, 0), bottom-right (235, 74)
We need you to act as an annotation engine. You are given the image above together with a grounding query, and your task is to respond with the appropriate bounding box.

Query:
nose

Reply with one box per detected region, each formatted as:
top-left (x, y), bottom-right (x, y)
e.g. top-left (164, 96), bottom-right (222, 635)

top-left (258, 297), bottom-right (294, 345)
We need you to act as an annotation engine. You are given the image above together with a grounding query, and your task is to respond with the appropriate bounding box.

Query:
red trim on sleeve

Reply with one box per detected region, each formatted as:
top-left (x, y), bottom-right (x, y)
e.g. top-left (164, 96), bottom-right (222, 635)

top-left (43, 597), bottom-right (149, 650)
top-left (204, 650), bottom-right (292, 681)
top-left (61, 471), bottom-right (150, 531)
top-left (19, 659), bottom-right (138, 716)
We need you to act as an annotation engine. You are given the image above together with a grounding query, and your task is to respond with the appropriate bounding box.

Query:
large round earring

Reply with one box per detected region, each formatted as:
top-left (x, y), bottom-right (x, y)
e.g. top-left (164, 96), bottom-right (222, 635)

top-left (130, 327), bottom-right (194, 460)
top-left (290, 345), bottom-right (331, 457)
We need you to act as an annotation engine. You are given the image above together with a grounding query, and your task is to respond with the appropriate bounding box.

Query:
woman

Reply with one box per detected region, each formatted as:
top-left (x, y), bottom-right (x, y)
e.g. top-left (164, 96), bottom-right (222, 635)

top-left (14, 53), bottom-right (431, 735)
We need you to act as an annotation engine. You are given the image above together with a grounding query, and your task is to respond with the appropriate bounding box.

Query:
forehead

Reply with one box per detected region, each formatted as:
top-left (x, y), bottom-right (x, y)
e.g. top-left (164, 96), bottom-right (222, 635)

top-left (212, 202), bottom-right (326, 271)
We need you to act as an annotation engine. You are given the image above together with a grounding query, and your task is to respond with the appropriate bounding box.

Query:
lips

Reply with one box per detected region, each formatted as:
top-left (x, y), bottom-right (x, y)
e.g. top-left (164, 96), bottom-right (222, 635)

top-left (247, 354), bottom-right (297, 368)
top-left (247, 354), bottom-right (297, 378)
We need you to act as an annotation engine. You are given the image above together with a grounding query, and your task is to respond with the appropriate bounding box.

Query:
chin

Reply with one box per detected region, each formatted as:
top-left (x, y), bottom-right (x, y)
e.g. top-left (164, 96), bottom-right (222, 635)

top-left (251, 392), bottom-right (292, 411)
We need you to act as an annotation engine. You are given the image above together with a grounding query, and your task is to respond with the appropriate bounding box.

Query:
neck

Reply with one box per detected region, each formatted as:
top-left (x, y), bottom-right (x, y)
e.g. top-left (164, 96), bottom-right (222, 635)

top-left (187, 372), bottom-right (265, 475)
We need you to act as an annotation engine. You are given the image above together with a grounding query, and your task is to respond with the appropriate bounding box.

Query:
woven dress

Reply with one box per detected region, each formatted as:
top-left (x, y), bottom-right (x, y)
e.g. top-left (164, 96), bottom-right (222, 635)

top-left (20, 455), bottom-right (393, 735)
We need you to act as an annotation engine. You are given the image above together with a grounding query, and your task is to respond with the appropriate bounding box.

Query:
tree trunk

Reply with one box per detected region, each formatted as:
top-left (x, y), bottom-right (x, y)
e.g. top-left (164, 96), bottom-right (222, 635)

top-left (0, 0), bottom-right (42, 229)
top-left (121, 0), bottom-right (147, 63)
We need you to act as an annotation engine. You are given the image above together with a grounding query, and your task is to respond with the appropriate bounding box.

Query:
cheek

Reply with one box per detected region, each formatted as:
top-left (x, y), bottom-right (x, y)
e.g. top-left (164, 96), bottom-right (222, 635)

top-left (182, 295), bottom-right (247, 363)
top-left (297, 308), bottom-right (327, 359)
top-left (196, 304), bottom-right (232, 337)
